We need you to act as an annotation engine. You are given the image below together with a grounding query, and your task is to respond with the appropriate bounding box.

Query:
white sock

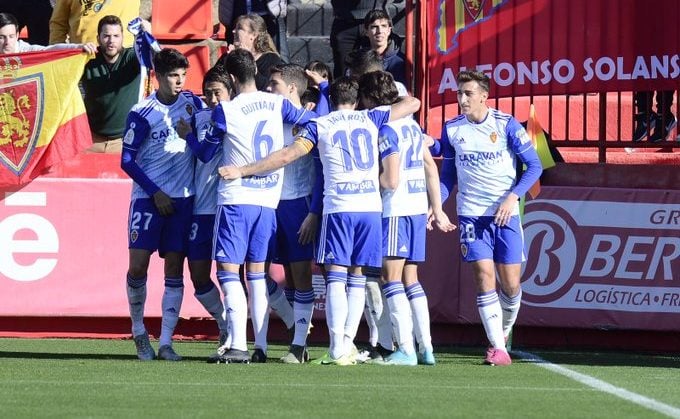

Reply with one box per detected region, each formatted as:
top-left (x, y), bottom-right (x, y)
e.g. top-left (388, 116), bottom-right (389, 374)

top-left (364, 277), bottom-right (381, 346)
top-left (477, 290), bottom-right (505, 350)
top-left (126, 274), bottom-right (147, 337)
top-left (343, 273), bottom-right (366, 353)
top-left (376, 290), bottom-right (395, 350)
top-left (406, 282), bottom-right (433, 353)
top-left (500, 288), bottom-right (522, 339)
top-left (364, 305), bottom-right (378, 346)
top-left (247, 272), bottom-right (269, 353)
top-left (383, 282), bottom-right (415, 354)
top-left (159, 277), bottom-right (184, 347)
top-left (194, 281), bottom-right (228, 333)
top-left (325, 271), bottom-right (347, 359)
top-left (267, 276), bottom-right (294, 329)
top-left (292, 289), bottom-right (315, 346)
top-left (218, 270), bottom-right (248, 351)
top-left (284, 287), bottom-right (295, 305)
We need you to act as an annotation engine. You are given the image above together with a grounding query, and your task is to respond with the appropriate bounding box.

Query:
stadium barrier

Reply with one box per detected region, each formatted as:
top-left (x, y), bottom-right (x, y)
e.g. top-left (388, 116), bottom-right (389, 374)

top-left (1, 153), bottom-right (679, 351)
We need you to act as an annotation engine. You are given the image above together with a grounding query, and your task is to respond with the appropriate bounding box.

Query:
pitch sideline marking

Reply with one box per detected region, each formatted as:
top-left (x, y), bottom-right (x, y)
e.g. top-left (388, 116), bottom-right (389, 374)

top-left (515, 351), bottom-right (680, 419)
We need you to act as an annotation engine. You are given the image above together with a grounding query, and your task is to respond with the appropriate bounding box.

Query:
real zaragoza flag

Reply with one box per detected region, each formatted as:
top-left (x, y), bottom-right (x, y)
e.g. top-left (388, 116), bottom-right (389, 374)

top-left (437, 0), bottom-right (508, 53)
top-left (0, 49), bottom-right (91, 188)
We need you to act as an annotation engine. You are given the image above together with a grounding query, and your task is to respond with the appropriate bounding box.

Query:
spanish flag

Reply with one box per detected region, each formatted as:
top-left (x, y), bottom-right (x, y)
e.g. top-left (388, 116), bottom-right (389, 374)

top-left (0, 49), bottom-right (92, 188)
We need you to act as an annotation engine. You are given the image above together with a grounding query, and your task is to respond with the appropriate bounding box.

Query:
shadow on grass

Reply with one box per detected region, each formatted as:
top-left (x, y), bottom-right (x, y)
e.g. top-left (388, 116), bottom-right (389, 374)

top-left (0, 351), bottom-right (212, 362)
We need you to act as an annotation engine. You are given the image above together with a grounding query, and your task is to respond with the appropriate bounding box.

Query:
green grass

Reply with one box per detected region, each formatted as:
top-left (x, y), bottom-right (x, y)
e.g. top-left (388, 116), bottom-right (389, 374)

top-left (0, 339), bottom-right (678, 418)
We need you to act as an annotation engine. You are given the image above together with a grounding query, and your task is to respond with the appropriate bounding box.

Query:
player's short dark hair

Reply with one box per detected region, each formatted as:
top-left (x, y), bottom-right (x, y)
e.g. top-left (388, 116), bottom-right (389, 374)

top-left (300, 87), bottom-right (320, 108)
top-left (346, 49), bottom-right (383, 78)
top-left (358, 71), bottom-right (399, 107)
top-left (97, 15), bottom-right (122, 35)
top-left (153, 48), bottom-right (189, 75)
top-left (330, 76), bottom-right (359, 108)
top-left (270, 63), bottom-right (308, 95)
top-left (305, 60), bottom-right (332, 83)
top-left (456, 70), bottom-right (490, 93)
top-left (363, 9), bottom-right (392, 29)
top-left (0, 13), bottom-right (19, 32)
top-left (203, 64), bottom-right (235, 99)
top-left (220, 49), bottom-right (257, 85)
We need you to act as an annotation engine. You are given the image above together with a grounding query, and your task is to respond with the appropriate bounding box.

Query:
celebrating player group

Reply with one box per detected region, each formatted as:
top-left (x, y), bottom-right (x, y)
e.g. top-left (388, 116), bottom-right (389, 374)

top-left (120, 45), bottom-right (541, 367)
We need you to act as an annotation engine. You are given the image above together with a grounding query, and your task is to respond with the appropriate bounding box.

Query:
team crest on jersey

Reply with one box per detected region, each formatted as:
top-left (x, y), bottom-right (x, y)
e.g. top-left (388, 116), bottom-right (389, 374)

top-left (460, 243), bottom-right (468, 257)
top-left (0, 73), bottom-right (43, 176)
top-left (185, 104), bottom-right (194, 116)
top-left (291, 125), bottom-right (300, 136)
top-left (130, 229), bottom-right (139, 243)
top-left (490, 132), bottom-right (498, 143)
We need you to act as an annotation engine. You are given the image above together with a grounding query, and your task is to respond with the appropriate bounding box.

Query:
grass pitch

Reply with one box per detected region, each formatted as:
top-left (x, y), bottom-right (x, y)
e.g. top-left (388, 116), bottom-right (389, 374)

top-left (0, 338), bottom-right (678, 418)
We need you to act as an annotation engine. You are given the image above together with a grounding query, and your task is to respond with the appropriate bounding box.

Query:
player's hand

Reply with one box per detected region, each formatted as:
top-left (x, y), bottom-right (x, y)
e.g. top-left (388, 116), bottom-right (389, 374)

top-left (219, 165), bottom-right (242, 180)
top-left (423, 134), bottom-right (435, 147)
top-left (152, 190), bottom-right (174, 216)
top-left (298, 213), bottom-right (319, 245)
top-left (494, 194), bottom-right (518, 226)
top-left (429, 208), bottom-right (456, 232)
top-left (81, 42), bottom-right (97, 55)
top-left (176, 118), bottom-right (191, 139)
top-left (305, 69), bottom-right (326, 87)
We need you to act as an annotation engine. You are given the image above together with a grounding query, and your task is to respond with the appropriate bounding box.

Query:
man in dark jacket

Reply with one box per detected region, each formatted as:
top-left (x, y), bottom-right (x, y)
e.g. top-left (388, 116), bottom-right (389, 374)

top-left (331, 0), bottom-right (398, 79)
top-left (361, 9), bottom-right (406, 86)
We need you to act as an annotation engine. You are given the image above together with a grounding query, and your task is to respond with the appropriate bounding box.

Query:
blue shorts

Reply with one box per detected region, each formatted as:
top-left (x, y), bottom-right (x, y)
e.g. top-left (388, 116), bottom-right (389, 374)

top-left (382, 214), bottom-right (426, 262)
top-left (317, 212), bottom-right (382, 268)
top-left (127, 196), bottom-right (194, 256)
top-left (213, 204), bottom-right (276, 264)
top-left (273, 197), bottom-right (315, 264)
top-left (187, 214), bottom-right (215, 261)
top-left (458, 215), bottom-right (525, 264)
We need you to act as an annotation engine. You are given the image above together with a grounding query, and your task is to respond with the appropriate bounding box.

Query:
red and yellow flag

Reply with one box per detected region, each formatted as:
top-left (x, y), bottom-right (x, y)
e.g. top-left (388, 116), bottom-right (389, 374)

top-left (437, 0), bottom-right (508, 53)
top-left (0, 49), bottom-right (92, 188)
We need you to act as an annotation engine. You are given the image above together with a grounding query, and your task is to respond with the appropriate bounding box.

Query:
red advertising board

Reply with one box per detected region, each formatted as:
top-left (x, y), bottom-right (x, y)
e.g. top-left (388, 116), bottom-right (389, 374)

top-left (429, 0), bottom-right (680, 106)
top-left (2, 177), bottom-right (678, 331)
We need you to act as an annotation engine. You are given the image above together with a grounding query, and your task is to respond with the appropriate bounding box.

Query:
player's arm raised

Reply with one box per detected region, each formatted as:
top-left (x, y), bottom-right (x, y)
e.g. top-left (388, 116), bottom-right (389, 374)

top-left (388, 95), bottom-right (421, 121)
top-left (219, 138), bottom-right (314, 180)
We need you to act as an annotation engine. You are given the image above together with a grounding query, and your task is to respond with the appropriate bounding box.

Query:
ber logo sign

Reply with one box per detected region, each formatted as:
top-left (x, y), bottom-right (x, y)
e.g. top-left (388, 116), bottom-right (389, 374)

top-left (521, 193), bottom-right (680, 314)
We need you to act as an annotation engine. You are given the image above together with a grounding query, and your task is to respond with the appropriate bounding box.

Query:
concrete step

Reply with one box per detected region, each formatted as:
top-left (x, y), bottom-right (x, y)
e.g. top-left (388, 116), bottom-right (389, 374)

top-left (286, 0), bottom-right (406, 72)
top-left (288, 36), bottom-right (333, 68)
top-left (287, 0), bottom-right (406, 37)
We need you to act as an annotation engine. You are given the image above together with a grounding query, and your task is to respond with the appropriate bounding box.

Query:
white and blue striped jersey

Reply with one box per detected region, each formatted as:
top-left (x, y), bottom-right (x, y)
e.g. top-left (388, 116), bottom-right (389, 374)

top-left (441, 108), bottom-right (534, 217)
top-left (300, 106), bottom-right (391, 214)
top-left (281, 121), bottom-right (314, 200)
top-left (192, 108), bottom-right (222, 215)
top-left (379, 117), bottom-right (428, 217)
top-left (209, 91), bottom-right (309, 209)
top-left (123, 91), bottom-right (205, 200)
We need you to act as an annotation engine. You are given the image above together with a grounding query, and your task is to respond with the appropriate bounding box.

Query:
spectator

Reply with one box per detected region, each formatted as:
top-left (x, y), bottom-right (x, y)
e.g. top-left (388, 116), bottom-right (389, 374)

top-left (49, 0), bottom-right (140, 48)
top-left (81, 15), bottom-right (150, 153)
top-left (218, 0), bottom-right (289, 62)
top-left (0, 0), bottom-right (53, 45)
top-left (0, 12), bottom-right (95, 54)
top-left (218, 13), bottom-right (283, 91)
top-left (360, 9), bottom-right (406, 86)
top-left (330, 0), bottom-right (395, 79)
top-left (304, 60), bottom-right (333, 87)
top-left (633, 90), bottom-right (677, 143)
